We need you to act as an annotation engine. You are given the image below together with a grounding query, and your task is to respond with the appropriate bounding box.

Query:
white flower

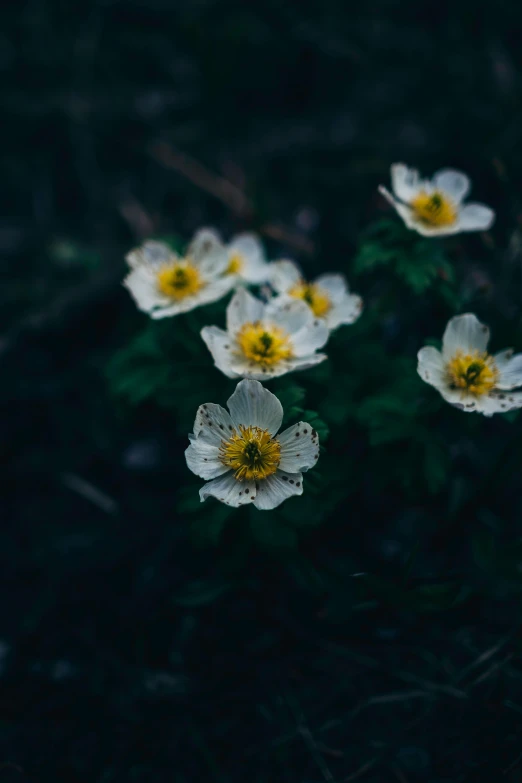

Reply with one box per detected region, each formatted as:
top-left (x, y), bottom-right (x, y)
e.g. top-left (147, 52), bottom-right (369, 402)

top-left (418, 313), bottom-right (522, 416)
top-left (190, 227), bottom-right (272, 286)
top-left (379, 163), bottom-right (495, 237)
top-left (123, 231), bottom-right (234, 319)
top-left (271, 259), bottom-right (363, 330)
top-left (185, 379), bottom-right (320, 509)
top-left (201, 287), bottom-right (329, 380)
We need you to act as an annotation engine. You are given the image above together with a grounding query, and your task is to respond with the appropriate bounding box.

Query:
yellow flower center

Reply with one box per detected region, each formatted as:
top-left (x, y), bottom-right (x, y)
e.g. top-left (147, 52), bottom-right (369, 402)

top-left (219, 425), bottom-right (281, 481)
top-left (236, 322), bottom-right (293, 366)
top-left (288, 282), bottom-right (331, 318)
top-left (410, 191), bottom-right (457, 227)
top-left (446, 351), bottom-right (498, 396)
top-left (157, 260), bottom-right (202, 299)
top-left (226, 252), bottom-right (244, 275)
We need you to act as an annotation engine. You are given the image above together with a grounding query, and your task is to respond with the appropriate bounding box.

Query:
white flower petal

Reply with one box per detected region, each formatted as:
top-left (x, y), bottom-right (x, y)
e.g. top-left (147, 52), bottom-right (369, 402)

top-left (417, 346), bottom-right (446, 388)
top-left (432, 169), bottom-right (470, 203)
top-left (227, 379), bottom-right (283, 435)
top-left (125, 240), bottom-right (175, 270)
top-left (264, 296), bottom-right (313, 336)
top-left (152, 276), bottom-right (234, 320)
top-left (185, 435), bottom-right (228, 480)
top-left (123, 267), bottom-right (171, 313)
top-left (229, 233), bottom-right (264, 264)
top-left (398, 202), bottom-right (462, 236)
top-left (313, 274), bottom-right (347, 304)
top-left (325, 293), bottom-right (363, 329)
top-left (285, 354), bottom-right (327, 373)
top-left (457, 203), bottom-right (495, 232)
top-left (187, 228), bottom-right (229, 276)
top-left (378, 189), bottom-right (427, 233)
top-left (409, 222), bottom-right (461, 237)
top-left (495, 350), bottom-right (522, 390)
top-left (193, 402), bottom-right (234, 444)
top-left (238, 254), bottom-right (272, 284)
top-left (226, 288), bottom-right (265, 335)
top-left (201, 326), bottom-right (238, 379)
top-left (253, 470), bottom-right (303, 510)
top-left (278, 422), bottom-right (320, 472)
top-left (200, 472), bottom-right (256, 507)
top-left (381, 182), bottom-right (488, 237)
top-left (290, 320), bottom-right (329, 357)
top-left (433, 386), bottom-right (479, 411)
top-left (390, 163), bottom-right (423, 202)
top-left (474, 391), bottom-right (522, 417)
top-left (222, 356), bottom-right (292, 381)
top-left (442, 314), bottom-right (490, 361)
top-left (187, 228), bottom-right (223, 261)
top-left (271, 260), bottom-right (302, 294)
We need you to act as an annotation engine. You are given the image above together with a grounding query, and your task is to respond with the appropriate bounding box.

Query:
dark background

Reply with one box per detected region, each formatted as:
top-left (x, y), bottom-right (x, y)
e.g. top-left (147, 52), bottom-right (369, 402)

top-left (3, 1), bottom-right (522, 781)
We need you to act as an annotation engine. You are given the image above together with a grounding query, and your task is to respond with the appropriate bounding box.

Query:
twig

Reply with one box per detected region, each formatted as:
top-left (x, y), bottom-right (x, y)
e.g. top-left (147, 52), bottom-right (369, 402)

top-left (503, 750), bottom-right (522, 775)
top-left (390, 763), bottom-right (410, 783)
top-left (149, 140), bottom-right (315, 255)
top-left (455, 635), bottom-right (512, 683)
top-left (298, 726), bottom-right (336, 782)
top-left (260, 222), bottom-right (315, 255)
top-left (469, 653), bottom-right (513, 687)
top-left (119, 196), bottom-right (156, 239)
top-left (350, 689), bottom-right (432, 718)
top-left (149, 141), bottom-right (251, 217)
top-left (284, 691), bottom-right (335, 782)
top-left (60, 473), bottom-right (119, 515)
top-left (342, 759), bottom-right (377, 782)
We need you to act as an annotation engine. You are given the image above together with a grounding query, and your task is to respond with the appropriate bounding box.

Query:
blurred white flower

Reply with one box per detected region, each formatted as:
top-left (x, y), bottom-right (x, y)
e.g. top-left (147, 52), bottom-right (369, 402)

top-left (271, 259), bottom-right (362, 330)
top-left (201, 287), bottom-right (328, 380)
top-left (418, 313), bottom-right (522, 416)
top-left (185, 379), bottom-right (320, 509)
top-left (190, 228), bottom-right (272, 286)
top-left (379, 163), bottom-right (495, 237)
top-left (123, 231), bottom-right (234, 319)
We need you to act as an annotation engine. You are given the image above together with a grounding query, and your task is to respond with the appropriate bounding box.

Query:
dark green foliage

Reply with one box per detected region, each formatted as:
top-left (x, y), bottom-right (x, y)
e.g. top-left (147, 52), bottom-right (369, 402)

top-left (354, 219), bottom-right (458, 304)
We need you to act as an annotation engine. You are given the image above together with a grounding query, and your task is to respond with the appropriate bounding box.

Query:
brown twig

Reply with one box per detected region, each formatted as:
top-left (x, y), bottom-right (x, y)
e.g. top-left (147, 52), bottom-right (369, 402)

top-left (119, 196), bottom-right (156, 239)
top-left (149, 141), bottom-right (251, 217)
top-left (342, 759), bottom-right (377, 782)
top-left (260, 221), bottom-right (315, 256)
top-left (149, 140), bottom-right (315, 255)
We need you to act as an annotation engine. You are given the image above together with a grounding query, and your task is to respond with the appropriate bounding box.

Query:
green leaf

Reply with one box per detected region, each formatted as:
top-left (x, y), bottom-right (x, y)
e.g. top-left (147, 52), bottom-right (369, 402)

top-left (353, 219), bottom-right (457, 298)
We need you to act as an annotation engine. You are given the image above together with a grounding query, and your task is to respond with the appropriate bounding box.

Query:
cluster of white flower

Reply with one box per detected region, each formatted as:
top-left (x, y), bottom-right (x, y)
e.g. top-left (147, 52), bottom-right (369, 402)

top-left (122, 163), bottom-right (521, 510)
top-left (124, 222), bottom-right (362, 508)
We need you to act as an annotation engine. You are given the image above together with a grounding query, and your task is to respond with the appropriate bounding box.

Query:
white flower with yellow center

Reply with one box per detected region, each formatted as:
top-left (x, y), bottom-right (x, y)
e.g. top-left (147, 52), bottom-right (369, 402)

top-left (418, 313), bottom-right (522, 416)
top-left (379, 163), bottom-right (495, 237)
top-left (185, 379), bottom-right (320, 509)
top-left (201, 287), bottom-right (329, 380)
top-left (123, 231), bottom-right (235, 319)
top-left (190, 227), bottom-right (271, 285)
top-left (271, 259), bottom-right (363, 330)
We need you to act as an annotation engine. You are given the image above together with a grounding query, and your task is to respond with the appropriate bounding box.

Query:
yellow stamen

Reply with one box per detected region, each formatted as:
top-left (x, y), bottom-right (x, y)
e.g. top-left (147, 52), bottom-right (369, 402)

top-left (226, 252), bottom-right (244, 275)
top-left (236, 322), bottom-right (292, 366)
top-left (411, 191), bottom-right (457, 227)
top-left (446, 351), bottom-right (498, 396)
top-left (220, 425), bottom-right (281, 481)
top-left (288, 281), bottom-right (331, 318)
top-left (157, 259), bottom-right (202, 299)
